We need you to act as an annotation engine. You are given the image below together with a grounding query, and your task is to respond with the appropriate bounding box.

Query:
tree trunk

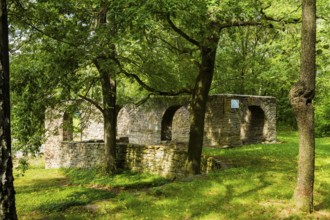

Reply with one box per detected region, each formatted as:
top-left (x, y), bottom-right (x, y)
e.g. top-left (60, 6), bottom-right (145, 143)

top-left (185, 39), bottom-right (218, 175)
top-left (101, 71), bottom-right (117, 174)
top-left (94, 57), bottom-right (118, 174)
top-left (93, 57), bottom-right (118, 175)
top-left (0, 0), bottom-right (18, 218)
top-left (289, 0), bottom-right (316, 213)
top-left (93, 1), bottom-right (117, 174)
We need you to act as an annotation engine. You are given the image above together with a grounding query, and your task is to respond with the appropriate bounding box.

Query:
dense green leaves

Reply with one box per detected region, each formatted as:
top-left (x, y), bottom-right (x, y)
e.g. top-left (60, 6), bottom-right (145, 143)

top-left (9, 0), bottom-right (330, 155)
top-left (315, 19), bottom-right (330, 136)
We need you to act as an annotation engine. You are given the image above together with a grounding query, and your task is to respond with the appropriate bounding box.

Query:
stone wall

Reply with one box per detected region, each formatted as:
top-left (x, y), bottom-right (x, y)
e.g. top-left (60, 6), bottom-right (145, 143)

top-left (124, 143), bottom-right (189, 178)
top-left (123, 94), bottom-right (276, 147)
top-left (204, 95), bottom-right (241, 147)
top-left (125, 96), bottom-right (190, 145)
top-left (47, 141), bottom-right (104, 168)
top-left (45, 94), bottom-right (276, 151)
top-left (47, 142), bottom-right (220, 178)
top-left (45, 110), bottom-right (64, 169)
top-left (44, 106), bottom-right (104, 168)
top-left (237, 95), bottom-right (277, 144)
top-left (79, 107), bottom-right (104, 141)
top-left (44, 94), bottom-right (276, 172)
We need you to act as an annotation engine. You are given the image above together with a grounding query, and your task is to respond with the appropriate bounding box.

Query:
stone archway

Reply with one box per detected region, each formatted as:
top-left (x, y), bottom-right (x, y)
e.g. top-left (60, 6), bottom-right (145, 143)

top-left (117, 106), bottom-right (131, 139)
top-left (172, 106), bottom-right (190, 142)
top-left (62, 111), bottom-right (73, 141)
top-left (161, 105), bottom-right (184, 141)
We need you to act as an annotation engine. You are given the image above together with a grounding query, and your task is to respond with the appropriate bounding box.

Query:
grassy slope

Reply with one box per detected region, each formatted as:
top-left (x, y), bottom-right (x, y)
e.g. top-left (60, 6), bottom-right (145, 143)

top-left (15, 131), bottom-right (330, 219)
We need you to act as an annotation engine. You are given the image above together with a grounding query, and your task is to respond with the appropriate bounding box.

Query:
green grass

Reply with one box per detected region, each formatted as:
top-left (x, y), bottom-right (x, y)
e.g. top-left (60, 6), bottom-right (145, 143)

top-left (15, 130), bottom-right (330, 219)
top-left (63, 168), bottom-right (169, 189)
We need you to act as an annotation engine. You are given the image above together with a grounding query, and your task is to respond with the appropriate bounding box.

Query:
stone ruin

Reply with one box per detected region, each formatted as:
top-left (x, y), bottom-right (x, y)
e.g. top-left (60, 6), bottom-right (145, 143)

top-left (44, 94), bottom-right (276, 178)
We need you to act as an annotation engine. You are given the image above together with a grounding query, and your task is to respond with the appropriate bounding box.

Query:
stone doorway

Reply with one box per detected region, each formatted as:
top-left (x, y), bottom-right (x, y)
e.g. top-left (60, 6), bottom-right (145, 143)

top-left (62, 112), bottom-right (73, 141)
top-left (161, 105), bottom-right (185, 141)
top-left (241, 105), bottom-right (265, 144)
top-left (172, 106), bottom-right (190, 142)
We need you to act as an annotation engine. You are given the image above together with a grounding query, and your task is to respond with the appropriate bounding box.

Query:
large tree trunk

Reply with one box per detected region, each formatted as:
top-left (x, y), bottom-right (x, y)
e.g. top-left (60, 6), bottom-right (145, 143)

top-left (185, 39), bottom-right (218, 175)
top-left (94, 57), bottom-right (117, 174)
top-left (93, 2), bottom-right (117, 174)
top-left (0, 0), bottom-right (18, 218)
top-left (101, 71), bottom-right (117, 174)
top-left (289, 0), bottom-right (316, 213)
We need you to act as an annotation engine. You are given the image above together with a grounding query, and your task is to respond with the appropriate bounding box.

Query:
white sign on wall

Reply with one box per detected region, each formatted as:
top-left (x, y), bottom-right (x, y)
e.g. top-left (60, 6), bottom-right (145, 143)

top-left (231, 99), bottom-right (239, 109)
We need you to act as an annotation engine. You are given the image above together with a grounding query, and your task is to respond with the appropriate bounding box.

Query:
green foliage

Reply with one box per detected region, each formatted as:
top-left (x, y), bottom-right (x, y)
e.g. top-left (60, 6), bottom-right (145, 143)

top-left (315, 74), bottom-right (330, 137)
top-left (212, 24), bottom-right (300, 126)
top-left (15, 157), bottom-right (29, 177)
top-left (314, 19), bottom-right (330, 137)
top-left (315, 105), bottom-right (330, 137)
top-left (9, 0), bottom-right (198, 156)
top-left (9, 0), bottom-right (330, 151)
top-left (14, 132), bottom-right (330, 219)
top-left (10, 53), bottom-right (47, 154)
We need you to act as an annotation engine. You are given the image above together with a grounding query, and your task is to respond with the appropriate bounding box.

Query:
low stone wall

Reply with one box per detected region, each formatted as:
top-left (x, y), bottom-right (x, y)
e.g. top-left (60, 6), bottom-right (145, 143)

top-left (50, 141), bottom-right (105, 168)
top-left (47, 142), bottom-right (221, 178)
top-left (123, 143), bottom-right (189, 178)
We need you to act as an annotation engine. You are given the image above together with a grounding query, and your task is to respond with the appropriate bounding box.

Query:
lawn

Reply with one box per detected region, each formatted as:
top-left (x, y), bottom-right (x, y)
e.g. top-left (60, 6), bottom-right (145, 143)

top-left (14, 130), bottom-right (330, 219)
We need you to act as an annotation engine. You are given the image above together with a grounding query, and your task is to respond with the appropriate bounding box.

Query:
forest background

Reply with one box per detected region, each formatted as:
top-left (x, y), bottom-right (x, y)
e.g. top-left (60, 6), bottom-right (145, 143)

top-left (0, 0), bottom-right (328, 218)
top-left (8, 0), bottom-right (330, 162)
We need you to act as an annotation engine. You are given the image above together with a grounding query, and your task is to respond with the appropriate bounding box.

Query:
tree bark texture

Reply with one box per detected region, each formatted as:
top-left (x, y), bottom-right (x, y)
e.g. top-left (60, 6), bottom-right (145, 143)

top-left (0, 0), bottom-right (18, 218)
top-left (289, 0), bottom-right (316, 213)
top-left (94, 2), bottom-right (117, 174)
top-left (185, 37), bottom-right (218, 175)
top-left (94, 58), bottom-right (117, 174)
top-left (101, 70), bottom-right (117, 174)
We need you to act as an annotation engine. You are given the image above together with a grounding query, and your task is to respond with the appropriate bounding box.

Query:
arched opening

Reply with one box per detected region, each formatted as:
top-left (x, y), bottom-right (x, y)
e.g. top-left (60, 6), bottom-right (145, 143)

top-left (161, 105), bottom-right (183, 141)
top-left (241, 105), bottom-right (265, 144)
top-left (62, 112), bottom-right (73, 141)
top-left (172, 106), bottom-right (190, 142)
top-left (117, 106), bottom-right (130, 142)
top-left (73, 110), bottom-right (83, 141)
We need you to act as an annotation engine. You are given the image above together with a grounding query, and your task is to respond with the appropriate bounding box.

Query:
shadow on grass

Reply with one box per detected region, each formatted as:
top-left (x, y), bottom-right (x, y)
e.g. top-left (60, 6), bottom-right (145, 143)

top-left (118, 172), bottom-right (278, 219)
top-left (16, 176), bottom-right (115, 216)
top-left (36, 188), bottom-right (115, 212)
top-left (316, 138), bottom-right (330, 156)
top-left (316, 199), bottom-right (330, 212)
top-left (315, 177), bottom-right (330, 212)
top-left (63, 168), bottom-right (171, 190)
top-left (15, 177), bottom-right (68, 194)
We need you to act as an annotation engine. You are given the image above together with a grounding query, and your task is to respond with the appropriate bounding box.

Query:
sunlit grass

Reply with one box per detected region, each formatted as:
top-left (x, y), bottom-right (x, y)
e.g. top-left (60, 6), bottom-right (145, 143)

top-left (14, 163), bottom-right (114, 219)
top-left (14, 130), bottom-right (330, 219)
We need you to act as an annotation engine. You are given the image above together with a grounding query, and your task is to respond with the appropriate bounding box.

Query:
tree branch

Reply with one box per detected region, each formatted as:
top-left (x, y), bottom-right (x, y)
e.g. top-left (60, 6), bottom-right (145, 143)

top-left (111, 57), bottom-right (192, 96)
top-left (219, 21), bottom-right (263, 30)
top-left (12, 16), bottom-right (76, 46)
top-left (83, 77), bottom-right (98, 98)
top-left (166, 14), bottom-right (200, 47)
top-left (316, 16), bottom-right (328, 21)
top-left (119, 68), bottom-right (192, 96)
top-left (158, 37), bottom-right (198, 55)
top-left (78, 94), bottom-right (104, 114)
top-left (135, 93), bottom-right (152, 106)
